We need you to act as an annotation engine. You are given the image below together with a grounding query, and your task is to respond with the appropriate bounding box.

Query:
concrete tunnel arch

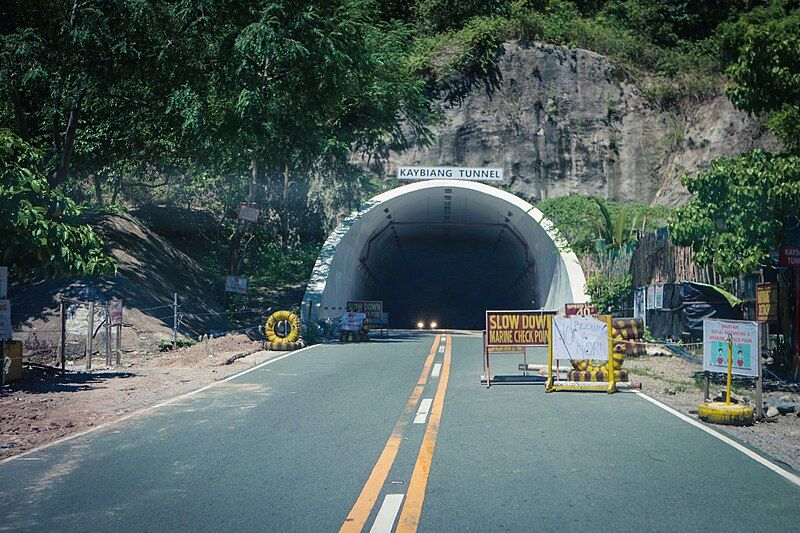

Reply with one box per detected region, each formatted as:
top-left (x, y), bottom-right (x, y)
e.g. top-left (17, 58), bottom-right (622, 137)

top-left (301, 180), bottom-right (588, 330)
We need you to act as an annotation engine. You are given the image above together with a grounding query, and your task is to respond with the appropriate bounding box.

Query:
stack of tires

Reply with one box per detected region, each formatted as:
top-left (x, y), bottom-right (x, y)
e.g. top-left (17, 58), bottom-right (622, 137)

top-left (264, 310), bottom-right (304, 351)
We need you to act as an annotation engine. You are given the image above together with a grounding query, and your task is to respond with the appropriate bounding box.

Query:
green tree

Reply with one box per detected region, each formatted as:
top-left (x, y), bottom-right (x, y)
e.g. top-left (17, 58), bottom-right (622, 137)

top-left (725, 9), bottom-right (800, 154)
top-left (669, 150), bottom-right (800, 278)
top-left (0, 129), bottom-right (115, 278)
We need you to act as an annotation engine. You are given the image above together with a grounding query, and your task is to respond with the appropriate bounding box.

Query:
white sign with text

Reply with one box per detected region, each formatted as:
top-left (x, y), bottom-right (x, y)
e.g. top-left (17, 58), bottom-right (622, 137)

top-left (703, 319), bottom-right (759, 378)
top-left (397, 166), bottom-right (503, 181)
top-left (551, 315), bottom-right (609, 361)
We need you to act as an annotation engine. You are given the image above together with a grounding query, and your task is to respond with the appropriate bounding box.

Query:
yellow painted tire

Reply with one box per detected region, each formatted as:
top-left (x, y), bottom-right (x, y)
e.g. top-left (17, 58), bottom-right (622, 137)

top-left (265, 340), bottom-right (303, 351)
top-left (265, 310), bottom-right (300, 343)
top-left (571, 359), bottom-right (590, 371)
top-left (698, 402), bottom-right (754, 426)
top-left (568, 369), bottom-right (629, 382)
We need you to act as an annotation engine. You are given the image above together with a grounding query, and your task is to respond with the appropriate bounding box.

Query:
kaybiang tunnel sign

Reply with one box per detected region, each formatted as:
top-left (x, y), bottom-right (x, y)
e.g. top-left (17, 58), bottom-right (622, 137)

top-left (397, 166), bottom-right (503, 181)
top-left (485, 310), bottom-right (554, 346)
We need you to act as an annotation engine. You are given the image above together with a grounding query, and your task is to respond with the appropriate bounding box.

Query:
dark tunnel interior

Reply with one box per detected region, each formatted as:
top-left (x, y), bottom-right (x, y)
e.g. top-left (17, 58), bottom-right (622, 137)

top-left (355, 223), bottom-right (536, 329)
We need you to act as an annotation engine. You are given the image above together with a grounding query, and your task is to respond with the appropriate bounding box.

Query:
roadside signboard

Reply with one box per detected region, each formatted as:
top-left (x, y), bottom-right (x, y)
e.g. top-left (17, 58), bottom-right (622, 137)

top-left (485, 310), bottom-right (554, 347)
top-left (703, 319), bottom-right (759, 377)
top-left (551, 315), bottom-right (609, 362)
top-left (346, 300), bottom-right (383, 320)
top-left (0, 266), bottom-right (7, 299)
top-left (565, 303), bottom-right (598, 316)
top-left (756, 282), bottom-right (778, 323)
top-left (339, 312), bottom-right (366, 331)
top-left (654, 284), bottom-right (664, 309)
top-left (109, 299), bottom-right (124, 326)
top-left (0, 299), bottom-right (11, 340)
top-left (225, 275), bottom-right (248, 294)
top-left (779, 245), bottom-right (800, 267)
top-left (397, 166), bottom-right (503, 182)
top-left (238, 203), bottom-right (260, 223)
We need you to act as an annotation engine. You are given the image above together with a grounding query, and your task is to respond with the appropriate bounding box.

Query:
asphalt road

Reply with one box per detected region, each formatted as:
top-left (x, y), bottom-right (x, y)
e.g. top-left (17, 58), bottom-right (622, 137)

top-left (1, 332), bottom-right (799, 532)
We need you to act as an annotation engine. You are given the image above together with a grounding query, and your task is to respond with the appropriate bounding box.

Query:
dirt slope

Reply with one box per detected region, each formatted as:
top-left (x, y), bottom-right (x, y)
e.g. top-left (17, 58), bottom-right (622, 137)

top-left (11, 212), bottom-right (231, 363)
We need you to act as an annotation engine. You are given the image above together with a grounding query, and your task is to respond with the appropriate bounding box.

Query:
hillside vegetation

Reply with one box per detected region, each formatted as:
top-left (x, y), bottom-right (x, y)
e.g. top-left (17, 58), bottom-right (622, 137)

top-left (2, 1), bottom-right (798, 311)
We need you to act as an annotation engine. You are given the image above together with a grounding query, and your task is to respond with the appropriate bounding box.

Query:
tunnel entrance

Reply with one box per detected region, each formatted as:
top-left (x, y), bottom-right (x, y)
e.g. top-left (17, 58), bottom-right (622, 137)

top-left (302, 180), bottom-right (587, 330)
top-left (357, 225), bottom-right (535, 329)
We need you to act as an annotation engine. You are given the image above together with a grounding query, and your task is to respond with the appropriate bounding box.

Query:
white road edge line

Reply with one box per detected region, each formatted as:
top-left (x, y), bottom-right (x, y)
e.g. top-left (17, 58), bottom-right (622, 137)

top-left (369, 493), bottom-right (404, 533)
top-left (0, 345), bottom-right (323, 465)
top-left (431, 363), bottom-right (442, 378)
top-left (634, 391), bottom-right (800, 488)
top-left (414, 398), bottom-right (433, 424)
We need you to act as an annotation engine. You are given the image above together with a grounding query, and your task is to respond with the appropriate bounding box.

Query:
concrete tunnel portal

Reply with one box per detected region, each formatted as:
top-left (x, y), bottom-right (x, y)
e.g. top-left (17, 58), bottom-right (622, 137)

top-left (301, 180), bottom-right (588, 330)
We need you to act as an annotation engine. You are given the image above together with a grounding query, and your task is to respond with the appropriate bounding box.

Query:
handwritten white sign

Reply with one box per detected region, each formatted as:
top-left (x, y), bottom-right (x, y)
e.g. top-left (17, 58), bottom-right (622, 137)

top-left (551, 315), bottom-right (609, 361)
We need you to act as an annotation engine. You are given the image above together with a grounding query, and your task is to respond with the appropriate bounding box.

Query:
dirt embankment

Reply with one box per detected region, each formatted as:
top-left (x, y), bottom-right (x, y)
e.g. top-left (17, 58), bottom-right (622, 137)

top-left (11, 211), bottom-right (234, 364)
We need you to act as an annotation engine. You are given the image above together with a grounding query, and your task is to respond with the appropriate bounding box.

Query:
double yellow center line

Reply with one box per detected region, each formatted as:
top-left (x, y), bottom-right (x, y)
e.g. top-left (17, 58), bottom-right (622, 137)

top-left (341, 334), bottom-right (452, 533)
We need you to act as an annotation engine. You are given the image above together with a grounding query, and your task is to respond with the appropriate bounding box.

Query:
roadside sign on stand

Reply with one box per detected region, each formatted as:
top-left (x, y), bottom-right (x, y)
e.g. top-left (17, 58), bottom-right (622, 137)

top-left (0, 300), bottom-right (11, 340)
top-left (565, 303), bottom-right (599, 316)
top-left (109, 299), bottom-right (124, 326)
top-left (346, 301), bottom-right (383, 320)
top-left (225, 276), bottom-right (248, 294)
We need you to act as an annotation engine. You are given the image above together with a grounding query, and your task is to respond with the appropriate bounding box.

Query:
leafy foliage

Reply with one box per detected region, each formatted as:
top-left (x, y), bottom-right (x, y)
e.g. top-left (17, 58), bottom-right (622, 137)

top-left (725, 8), bottom-right (800, 154)
top-left (537, 195), bottom-right (669, 257)
top-left (669, 150), bottom-right (800, 278)
top-left (0, 129), bottom-right (115, 278)
top-left (585, 272), bottom-right (632, 313)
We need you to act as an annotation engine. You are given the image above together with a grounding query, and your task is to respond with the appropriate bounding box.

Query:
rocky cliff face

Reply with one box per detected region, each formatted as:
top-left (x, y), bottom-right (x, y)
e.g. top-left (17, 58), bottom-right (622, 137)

top-left (365, 41), bottom-right (776, 207)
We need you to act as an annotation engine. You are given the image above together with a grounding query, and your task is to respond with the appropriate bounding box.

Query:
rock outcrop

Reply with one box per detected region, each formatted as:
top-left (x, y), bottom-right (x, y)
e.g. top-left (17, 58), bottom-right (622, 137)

top-left (365, 41), bottom-right (776, 207)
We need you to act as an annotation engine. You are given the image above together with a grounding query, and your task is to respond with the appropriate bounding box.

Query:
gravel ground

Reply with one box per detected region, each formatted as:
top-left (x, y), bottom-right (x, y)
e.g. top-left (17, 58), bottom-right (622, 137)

top-left (628, 355), bottom-right (800, 472)
top-left (0, 333), bottom-right (281, 460)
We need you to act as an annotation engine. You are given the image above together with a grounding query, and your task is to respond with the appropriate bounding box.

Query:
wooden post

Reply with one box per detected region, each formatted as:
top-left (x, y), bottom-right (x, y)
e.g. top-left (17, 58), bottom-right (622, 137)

top-left (116, 324), bottom-right (122, 367)
top-left (59, 299), bottom-right (66, 371)
top-left (86, 301), bottom-right (94, 370)
top-left (703, 371), bottom-right (710, 401)
top-left (172, 293), bottom-right (178, 349)
top-left (104, 301), bottom-right (111, 366)
top-left (756, 323), bottom-right (766, 420)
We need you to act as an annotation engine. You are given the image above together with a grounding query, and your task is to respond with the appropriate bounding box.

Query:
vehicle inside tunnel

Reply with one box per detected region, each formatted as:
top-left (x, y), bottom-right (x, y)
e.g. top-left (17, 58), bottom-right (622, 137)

top-left (302, 180), bottom-right (587, 330)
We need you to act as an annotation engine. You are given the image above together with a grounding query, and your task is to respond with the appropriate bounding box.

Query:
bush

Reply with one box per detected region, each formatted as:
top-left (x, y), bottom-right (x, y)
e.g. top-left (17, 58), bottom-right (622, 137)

top-left (585, 272), bottom-right (632, 314)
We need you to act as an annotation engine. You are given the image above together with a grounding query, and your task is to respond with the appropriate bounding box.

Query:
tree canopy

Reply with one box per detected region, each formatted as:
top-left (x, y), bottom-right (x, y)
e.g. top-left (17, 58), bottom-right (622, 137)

top-left (0, 129), bottom-right (115, 278)
top-left (670, 150), bottom-right (800, 278)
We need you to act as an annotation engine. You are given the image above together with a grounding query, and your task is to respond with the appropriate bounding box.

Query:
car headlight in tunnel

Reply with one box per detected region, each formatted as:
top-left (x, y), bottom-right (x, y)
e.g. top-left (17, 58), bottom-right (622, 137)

top-left (417, 321), bottom-right (425, 329)
top-left (430, 322), bottom-right (438, 329)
